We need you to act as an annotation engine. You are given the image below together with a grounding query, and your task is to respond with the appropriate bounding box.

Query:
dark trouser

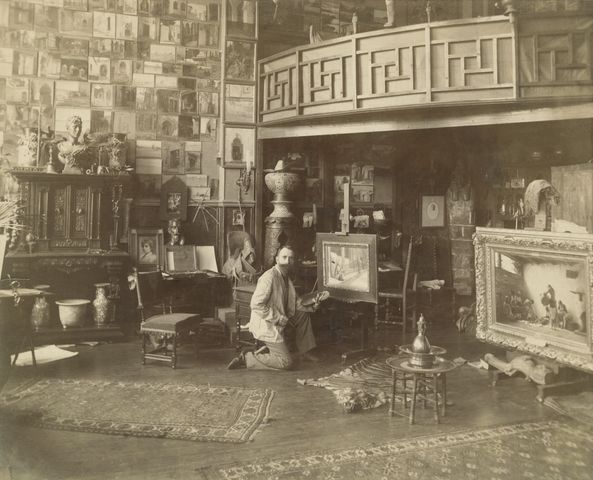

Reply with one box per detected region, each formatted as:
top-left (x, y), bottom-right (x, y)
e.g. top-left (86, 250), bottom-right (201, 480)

top-left (245, 310), bottom-right (316, 370)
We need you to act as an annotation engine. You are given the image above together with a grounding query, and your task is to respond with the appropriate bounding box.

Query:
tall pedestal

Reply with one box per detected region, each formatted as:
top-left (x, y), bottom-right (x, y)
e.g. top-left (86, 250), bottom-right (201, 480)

top-left (263, 171), bottom-right (302, 268)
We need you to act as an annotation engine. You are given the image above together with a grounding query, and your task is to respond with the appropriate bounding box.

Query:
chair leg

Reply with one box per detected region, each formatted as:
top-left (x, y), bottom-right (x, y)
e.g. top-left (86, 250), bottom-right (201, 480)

top-left (141, 332), bottom-right (146, 365)
top-left (374, 303), bottom-right (380, 330)
top-left (402, 297), bottom-right (407, 336)
top-left (171, 334), bottom-right (177, 369)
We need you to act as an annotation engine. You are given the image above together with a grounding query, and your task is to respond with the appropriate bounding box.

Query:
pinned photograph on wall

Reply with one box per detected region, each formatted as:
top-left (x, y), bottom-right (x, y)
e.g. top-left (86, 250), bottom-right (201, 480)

top-left (226, 0), bottom-right (256, 39)
top-left (150, 44), bottom-right (176, 63)
top-left (351, 163), bottom-right (374, 185)
top-left (199, 24), bottom-right (219, 48)
top-left (138, 16), bottom-right (158, 41)
top-left (352, 185), bottom-right (374, 204)
top-left (187, 0), bottom-right (208, 20)
top-left (156, 76), bottom-right (177, 88)
top-left (90, 109), bottom-right (113, 133)
top-left (189, 186), bottom-right (211, 202)
top-left (13, 52), bottom-right (37, 76)
top-left (88, 57), bottom-right (111, 83)
top-left (38, 52), bottom-right (60, 79)
top-left (30, 79), bottom-right (54, 106)
top-left (198, 91), bottom-right (218, 115)
top-left (123, 0), bottom-right (137, 14)
top-left (112, 59), bottom-right (132, 84)
top-left (113, 110), bottom-right (136, 139)
top-left (178, 115), bottom-right (200, 140)
top-left (34, 5), bottom-right (60, 31)
top-left (90, 38), bottom-right (112, 56)
top-left (136, 113), bottom-right (157, 139)
top-left (184, 142), bottom-right (202, 173)
top-left (186, 173), bottom-right (208, 188)
top-left (91, 84), bottom-right (114, 107)
top-left (157, 89), bottom-right (179, 113)
top-left (60, 10), bottom-right (92, 36)
top-left (93, 12), bottom-right (116, 38)
top-left (180, 91), bottom-right (197, 114)
top-left (115, 86), bottom-right (137, 109)
top-left (57, 38), bottom-right (89, 57)
top-left (199, 116), bottom-right (217, 141)
top-left (181, 20), bottom-right (199, 47)
top-left (111, 40), bottom-right (126, 59)
top-left (136, 87), bottom-right (156, 110)
top-left (55, 80), bottom-right (90, 107)
top-left (116, 14), bottom-right (138, 40)
top-left (63, 0), bottom-right (89, 10)
top-left (124, 40), bottom-right (137, 59)
top-left (138, 0), bottom-right (150, 15)
top-left (225, 40), bottom-right (255, 81)
top-left (137, 174), bottom-right (161, 199)
top-left (136, 139), bottom-right (162, 159)
top-left (60, 58), bottom-right (88, 81)
top-left (224, 126), bottom-right (255, 166)
top-left (232, 209), bottom-right (246, 226)
top-left (160, 19), bottom-right (182, 44)
top-left (6, 78), bottom-right (30, 104)
top-left (158, 114), bottom-right (179, 138)
top-left (133, 73), bottom-right (155, 88)
top-left (162, 142), bottom-right (185, 176)
top-left (224, 83), bottom-right (254, 123)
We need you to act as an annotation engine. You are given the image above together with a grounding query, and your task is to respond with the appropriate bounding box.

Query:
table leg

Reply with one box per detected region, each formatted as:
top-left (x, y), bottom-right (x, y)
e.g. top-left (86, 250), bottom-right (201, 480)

top-left (410, 375), bottom-right (418, 425)
top-left (390, 369), bottom-right (396, 416)
top-left (433, 374), bottom-right (439, 424)
top-left (441, 373), bottom-right (447, 417)
top-left (422, 375), bottom-right (427, 408)
top-left (403, 375), bottom-right (407, 409)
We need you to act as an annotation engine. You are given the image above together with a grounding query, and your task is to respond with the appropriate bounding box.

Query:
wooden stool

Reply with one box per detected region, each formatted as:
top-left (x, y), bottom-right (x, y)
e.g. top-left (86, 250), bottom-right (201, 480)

top-left (141, 313), bottom-right (201, 369)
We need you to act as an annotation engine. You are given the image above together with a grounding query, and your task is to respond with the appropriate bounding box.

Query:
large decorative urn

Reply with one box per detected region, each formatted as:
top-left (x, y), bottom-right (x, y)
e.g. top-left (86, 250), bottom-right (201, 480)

top-left (263, 161), bottom-right (303, 267)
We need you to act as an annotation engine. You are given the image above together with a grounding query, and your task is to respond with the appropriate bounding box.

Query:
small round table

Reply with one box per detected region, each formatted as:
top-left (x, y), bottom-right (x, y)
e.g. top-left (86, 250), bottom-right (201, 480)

top-left (386, 355), bottom-right (458, 425)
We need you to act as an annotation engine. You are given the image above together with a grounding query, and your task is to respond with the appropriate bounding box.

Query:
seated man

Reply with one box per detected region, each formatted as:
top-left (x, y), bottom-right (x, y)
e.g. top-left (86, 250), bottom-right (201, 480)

top-left (227, 244), bottom-right (321, 370)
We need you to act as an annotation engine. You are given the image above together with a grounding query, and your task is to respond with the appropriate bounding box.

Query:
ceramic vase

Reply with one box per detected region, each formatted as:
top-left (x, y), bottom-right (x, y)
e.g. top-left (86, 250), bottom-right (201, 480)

top-left (93, 283), bottom-right (112, 326)
top-left (31, 286), bottom-right (52, 330)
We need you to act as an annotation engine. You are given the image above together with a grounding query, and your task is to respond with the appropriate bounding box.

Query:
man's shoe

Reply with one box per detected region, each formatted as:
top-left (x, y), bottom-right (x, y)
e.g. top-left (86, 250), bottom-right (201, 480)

top-left (227, 354), bottom-right (246, 370)
top-left (300, 351), bottom-right (321, 363)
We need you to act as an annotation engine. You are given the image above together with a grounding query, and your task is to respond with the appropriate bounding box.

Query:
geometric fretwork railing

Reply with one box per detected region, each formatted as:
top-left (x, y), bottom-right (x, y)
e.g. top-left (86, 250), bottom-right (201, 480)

top-left (258, 14), bottom-right (593, 124)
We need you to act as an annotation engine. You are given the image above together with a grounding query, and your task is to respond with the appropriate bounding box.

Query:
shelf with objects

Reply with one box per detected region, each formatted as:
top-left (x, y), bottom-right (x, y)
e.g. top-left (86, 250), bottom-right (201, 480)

top-left (2, 125), bottom-right (134, 344)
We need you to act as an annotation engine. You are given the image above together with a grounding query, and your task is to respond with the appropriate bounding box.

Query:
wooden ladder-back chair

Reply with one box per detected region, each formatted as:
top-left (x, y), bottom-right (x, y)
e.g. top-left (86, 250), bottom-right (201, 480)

top-left (135, 270), bottom-right (202, 369)
top-left (374, 237), bottom-right (418, 335)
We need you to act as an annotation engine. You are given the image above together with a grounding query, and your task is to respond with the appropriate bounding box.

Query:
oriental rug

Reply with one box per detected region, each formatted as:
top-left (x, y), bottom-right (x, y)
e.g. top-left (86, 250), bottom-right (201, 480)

top-left (544, 391), bottom-right (593, 427)
top-left (0, 378), bottom-right (274, 443)
top-left (297, 357), bottom-right (393, 412)
top-left (203, 420), bottom-right (593, 480)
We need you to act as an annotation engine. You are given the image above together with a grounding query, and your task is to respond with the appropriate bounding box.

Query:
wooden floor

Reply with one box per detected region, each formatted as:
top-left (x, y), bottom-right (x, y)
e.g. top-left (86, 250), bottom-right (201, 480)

top-left (0, 315), bottom-right (566, 480)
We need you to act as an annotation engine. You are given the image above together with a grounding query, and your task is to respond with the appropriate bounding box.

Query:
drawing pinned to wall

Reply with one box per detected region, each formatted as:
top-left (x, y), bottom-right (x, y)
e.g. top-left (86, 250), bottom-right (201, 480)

top-left (224, 126), bottom-right (254, 166)
top-left (226, 0), bottom-right (256, 39)
top-left (224, 83), bottom-right (254, 123)
top-left (185, 141), bottom-right (202, 173)
top-left (225, 40), bottom-right (255, 81)
top-left (199, 116), bottom-right (217, 141)
top-left (162, 141), bottom-right (185, 175)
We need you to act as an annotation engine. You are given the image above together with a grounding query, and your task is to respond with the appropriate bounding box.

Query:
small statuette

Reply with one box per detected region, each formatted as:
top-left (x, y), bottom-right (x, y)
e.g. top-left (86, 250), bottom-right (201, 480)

top-left (412, 314), bottom-right (431, 354)
top-left (93, 283), bottom-right (113, 326)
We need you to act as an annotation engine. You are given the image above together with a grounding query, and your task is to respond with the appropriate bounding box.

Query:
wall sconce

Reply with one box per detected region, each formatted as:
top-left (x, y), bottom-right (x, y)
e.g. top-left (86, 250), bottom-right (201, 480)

top-left (237, 157), bottom-right (253, 193)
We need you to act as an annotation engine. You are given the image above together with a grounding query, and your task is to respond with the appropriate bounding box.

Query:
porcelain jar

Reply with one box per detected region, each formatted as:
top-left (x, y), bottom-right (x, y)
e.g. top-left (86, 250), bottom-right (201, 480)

top-left (92, 283), bottom-right (113, 326)
top-left (31, 286), bottom-right (52, 330)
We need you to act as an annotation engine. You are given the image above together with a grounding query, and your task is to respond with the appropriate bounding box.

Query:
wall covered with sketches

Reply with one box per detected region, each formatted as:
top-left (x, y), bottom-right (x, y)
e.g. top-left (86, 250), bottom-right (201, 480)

top-left (0, 0), bottom-right (230, 206)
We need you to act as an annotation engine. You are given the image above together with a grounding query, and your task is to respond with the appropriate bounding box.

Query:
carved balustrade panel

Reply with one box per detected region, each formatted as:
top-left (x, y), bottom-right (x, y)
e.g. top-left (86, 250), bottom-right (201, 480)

top-left (259, 52), bottom-right (299, 123)
top-left (519, 17), bottom-right (593, 98)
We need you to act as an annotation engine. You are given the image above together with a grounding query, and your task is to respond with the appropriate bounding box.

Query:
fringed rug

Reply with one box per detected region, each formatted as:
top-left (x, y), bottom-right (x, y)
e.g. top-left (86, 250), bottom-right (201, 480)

top-left (204, 420), bottom-right (593, 480)
top-left (298, 357), bottom-right (393, 412)
top-left (0, 378), bottom-right (274, 443)
top-left (544, 391), bottom-right (593, 427)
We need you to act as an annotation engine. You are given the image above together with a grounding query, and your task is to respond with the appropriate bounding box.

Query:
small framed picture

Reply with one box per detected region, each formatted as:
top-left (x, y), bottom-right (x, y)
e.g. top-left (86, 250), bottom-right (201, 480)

top-left (420, 195), bottom-right (446, 228)
top-left (225, 40), bottom-right (255, 82)
top-left (129, 228), bottom-right (164, 271)
top-left (160, 175), bottom-right (188, 221)
top-left (224, 126), bottom-right (255, 167)
top-left (226, 0), bottom-right (256, 39)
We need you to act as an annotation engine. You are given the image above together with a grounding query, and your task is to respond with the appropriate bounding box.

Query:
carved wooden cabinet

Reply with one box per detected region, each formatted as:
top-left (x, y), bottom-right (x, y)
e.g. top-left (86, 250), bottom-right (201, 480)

top-left (9, 171), bottom-right (127, 252)
top-left (4, 171), bottom-right (132, 342)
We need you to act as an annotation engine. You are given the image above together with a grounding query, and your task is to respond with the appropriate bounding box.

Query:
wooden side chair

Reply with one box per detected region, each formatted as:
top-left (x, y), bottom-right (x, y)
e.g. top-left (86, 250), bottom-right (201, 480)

top-left (374, 238), bottom-right (419, 335)
top-left (134, 270), bottom-right (202, 369)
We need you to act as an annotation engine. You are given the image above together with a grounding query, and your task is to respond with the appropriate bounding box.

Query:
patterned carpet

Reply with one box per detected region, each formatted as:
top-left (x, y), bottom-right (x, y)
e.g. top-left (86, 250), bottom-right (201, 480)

top-left (544, 391), bottom-right (593, 427)
top-left (204, 420), bottom-right (593, 480)
top-left (0, 378), bottom-right (274, 443)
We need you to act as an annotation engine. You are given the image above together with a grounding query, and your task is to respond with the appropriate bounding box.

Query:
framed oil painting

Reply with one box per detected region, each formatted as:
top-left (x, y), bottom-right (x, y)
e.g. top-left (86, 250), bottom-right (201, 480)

top-left (474, 228), bottom-right (593, 373)
top-left (420, 195), bottom-right (445, 228)
top-left (316, 233), bottom-right (378, 304)
top-left (129, 228), bottom-right (164, 271)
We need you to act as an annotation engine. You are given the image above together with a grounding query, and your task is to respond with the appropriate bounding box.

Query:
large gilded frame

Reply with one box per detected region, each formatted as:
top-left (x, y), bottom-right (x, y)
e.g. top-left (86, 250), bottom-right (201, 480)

top-left (474, 227), bottom-right (593, 373)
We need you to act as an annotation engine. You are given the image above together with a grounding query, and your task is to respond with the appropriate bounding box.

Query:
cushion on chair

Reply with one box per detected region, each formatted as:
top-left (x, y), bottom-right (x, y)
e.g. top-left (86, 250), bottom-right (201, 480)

top-left (141, 313), bottom-right (201, 333)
